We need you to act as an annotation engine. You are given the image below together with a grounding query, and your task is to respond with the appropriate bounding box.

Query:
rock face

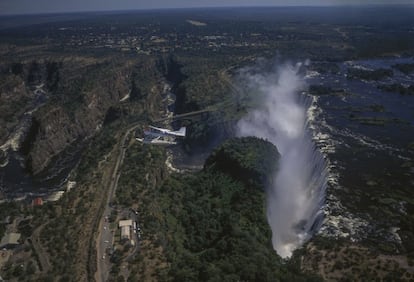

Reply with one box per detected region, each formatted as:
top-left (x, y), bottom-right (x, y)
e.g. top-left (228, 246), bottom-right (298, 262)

top-left (0, 65), bottom-right (33, 146)
top-left (26, 107), bottom-right (80, 173)
top-left (0, 56), bottom-right (165, 175)
top-left (21, 59), bottom-right (130, 174)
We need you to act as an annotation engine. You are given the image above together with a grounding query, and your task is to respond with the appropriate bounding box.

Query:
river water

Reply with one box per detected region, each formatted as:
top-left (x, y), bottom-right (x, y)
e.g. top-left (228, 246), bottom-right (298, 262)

top-left (307, 57), bottom-right (414, 246)
top-left (234, 56), bottom-right (414, 257)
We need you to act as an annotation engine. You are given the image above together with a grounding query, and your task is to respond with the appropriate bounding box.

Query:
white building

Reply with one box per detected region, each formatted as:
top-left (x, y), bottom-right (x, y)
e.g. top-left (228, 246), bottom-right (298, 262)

top-left (119, 220), bottom-right (133, 240)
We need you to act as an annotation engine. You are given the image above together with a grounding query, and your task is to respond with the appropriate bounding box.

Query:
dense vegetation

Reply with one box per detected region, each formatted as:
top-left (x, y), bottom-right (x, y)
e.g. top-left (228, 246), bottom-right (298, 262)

top-left (116, 137), bottom-right (320, 281)
top-left (205, 137), bottom-right (279, 189)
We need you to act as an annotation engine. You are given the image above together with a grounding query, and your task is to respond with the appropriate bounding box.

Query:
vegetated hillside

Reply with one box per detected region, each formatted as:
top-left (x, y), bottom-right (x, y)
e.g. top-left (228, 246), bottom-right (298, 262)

top-left (120, 137), bottom-right (320, 281)
top-left (205, 136), bottom-right (279, 189)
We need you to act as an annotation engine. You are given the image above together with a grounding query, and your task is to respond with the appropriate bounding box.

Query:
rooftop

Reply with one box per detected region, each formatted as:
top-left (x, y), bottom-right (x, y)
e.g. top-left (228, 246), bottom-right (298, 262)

top-left (119, 219), bottom-right (133, 228)
top-left (0, 233), bottom-right (21, 248)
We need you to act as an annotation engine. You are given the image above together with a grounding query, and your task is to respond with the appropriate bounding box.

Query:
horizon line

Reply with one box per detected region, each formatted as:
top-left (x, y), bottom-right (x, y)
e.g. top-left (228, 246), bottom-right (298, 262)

top-left (1, 4), bottom-right (414, 17)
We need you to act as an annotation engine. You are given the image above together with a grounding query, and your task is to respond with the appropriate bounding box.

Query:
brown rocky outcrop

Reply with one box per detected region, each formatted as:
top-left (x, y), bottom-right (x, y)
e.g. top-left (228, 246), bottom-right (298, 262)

top-left (0, 55), bottom-right (167, 175)
top-left (22, 56), bottom-right (163, 175)
top-left (25, 60), bottom-right (131, 174)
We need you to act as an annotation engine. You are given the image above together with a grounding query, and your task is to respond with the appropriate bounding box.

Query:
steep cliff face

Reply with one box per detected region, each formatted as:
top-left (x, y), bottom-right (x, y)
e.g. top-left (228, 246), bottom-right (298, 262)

top-left (26, 106), bottom-right (78, 173)
top-left (0, 55), bottom-right (165, 175)
top-left (26, 57), bottom-right (163, 174)
top-left (0, 65), bottom-right (33, 146)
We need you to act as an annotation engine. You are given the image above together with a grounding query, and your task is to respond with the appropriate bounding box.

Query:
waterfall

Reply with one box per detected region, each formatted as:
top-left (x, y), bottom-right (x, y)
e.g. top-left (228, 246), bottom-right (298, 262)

top-left (236, 61), bottom-right (328, 258)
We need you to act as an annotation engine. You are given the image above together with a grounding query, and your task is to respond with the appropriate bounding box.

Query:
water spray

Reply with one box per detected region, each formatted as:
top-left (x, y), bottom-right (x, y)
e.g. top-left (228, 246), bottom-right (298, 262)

top-left (236, 61), bottom-right (327, 258)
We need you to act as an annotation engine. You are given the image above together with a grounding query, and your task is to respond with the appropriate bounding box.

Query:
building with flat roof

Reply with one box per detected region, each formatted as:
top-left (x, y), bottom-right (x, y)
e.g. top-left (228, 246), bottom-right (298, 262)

top-left (47, 191), bottom-right (65, 202)
top-left (121, 226), bottom-right (131, 240)
top-left (0, 233), bottom-right (21, 249)
top-left (119, 219), bottom-right (133, 240)
top-left (118, 219), bottom-right (133, 228)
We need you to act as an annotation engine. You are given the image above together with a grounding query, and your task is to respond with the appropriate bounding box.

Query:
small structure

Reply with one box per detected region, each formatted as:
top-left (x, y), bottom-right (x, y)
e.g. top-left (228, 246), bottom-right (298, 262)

top-left (66, 181), bottom-right (76, 192)
top-left (32, 197), bottom-right (43, 206)
top-left (119, 219), bottom-right (133, 227)
top-left (0, 233), bottom-right (21, 249)
top-left (121, 227), bottom-right (130, 240)
top-left (119, 220), bottom-right (133, 240)
top-left (47, 191), bottom-right (65, 202)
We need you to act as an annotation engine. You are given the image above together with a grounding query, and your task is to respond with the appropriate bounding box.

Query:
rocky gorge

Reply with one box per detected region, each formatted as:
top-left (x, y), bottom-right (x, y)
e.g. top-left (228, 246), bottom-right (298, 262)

top-left (0, 54), bottom-right (169, 196)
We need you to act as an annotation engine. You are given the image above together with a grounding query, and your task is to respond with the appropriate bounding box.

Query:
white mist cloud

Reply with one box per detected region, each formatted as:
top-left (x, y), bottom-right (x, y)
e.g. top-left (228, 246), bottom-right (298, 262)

top-left (236, 60), bottom-right (327, 258)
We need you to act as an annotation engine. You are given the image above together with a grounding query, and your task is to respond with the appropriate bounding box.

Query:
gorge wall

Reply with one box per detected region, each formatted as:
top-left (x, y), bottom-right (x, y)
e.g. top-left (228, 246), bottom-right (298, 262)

top-left (0, 55), bottom-right (166, 175)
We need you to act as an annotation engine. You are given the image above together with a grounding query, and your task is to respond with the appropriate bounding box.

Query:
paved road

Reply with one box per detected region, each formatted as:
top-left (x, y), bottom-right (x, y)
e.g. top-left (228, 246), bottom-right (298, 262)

top-left (95, 123), bottom-right (140, 282)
